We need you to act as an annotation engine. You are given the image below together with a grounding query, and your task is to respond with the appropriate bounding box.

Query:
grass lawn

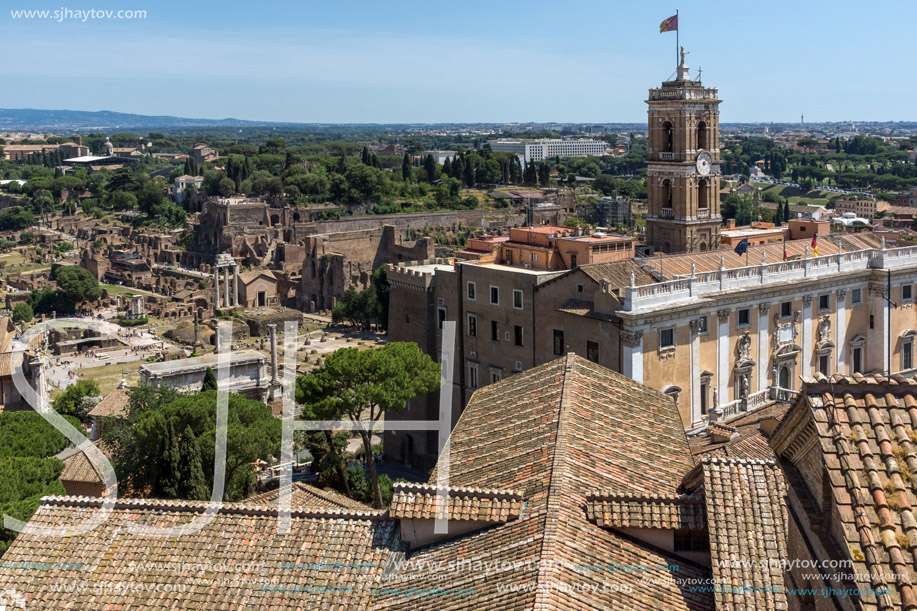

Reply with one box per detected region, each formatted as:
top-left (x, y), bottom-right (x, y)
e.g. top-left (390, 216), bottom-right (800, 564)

top-left (755, 183), bottom-right (834, 207)
top-left (77, 360), bottom-right (143, 396)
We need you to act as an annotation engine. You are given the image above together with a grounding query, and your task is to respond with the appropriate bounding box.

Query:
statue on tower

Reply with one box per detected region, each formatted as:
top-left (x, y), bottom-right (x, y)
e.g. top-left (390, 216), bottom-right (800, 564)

top-left (680, 46), bottom-right (689, 66)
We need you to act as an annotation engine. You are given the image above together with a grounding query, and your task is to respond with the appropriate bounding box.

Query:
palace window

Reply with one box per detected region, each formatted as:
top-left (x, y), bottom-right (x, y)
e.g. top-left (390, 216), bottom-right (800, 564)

top-left (781, 301), bottom-right (792, 318)
top-left (660, 328), bottom-right (675, 349)
top-left (819, 294), bottom-right (830, 311)
top-left (737, 309), bottom-right (750, 327)
top-left (851, 288), bottom-right (862, 305)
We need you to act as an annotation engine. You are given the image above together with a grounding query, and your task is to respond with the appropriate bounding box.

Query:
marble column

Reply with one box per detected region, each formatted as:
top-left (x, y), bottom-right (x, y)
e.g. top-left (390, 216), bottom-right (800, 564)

top-left (224, 268), bottom-right (231, 307)
top-left (716, 309), bottom-right (729, 405)
top-left (233, 265), bottom-right (240, 307)
top-left (836, 289), bottom-right (847, 374)
top-left (757, 302), bottom-right (770, 392)
top-left (214, 268), bottom-right (221, 308)
top-left (621, 330), bottom-right (643, 383)
top-left (802, 295), bottom-right (813, 377)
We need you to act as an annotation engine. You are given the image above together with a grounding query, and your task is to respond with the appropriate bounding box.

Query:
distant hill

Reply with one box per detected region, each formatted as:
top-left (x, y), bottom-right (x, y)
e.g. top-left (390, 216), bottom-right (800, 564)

top-left (0, 108), bottom-right (292, 131)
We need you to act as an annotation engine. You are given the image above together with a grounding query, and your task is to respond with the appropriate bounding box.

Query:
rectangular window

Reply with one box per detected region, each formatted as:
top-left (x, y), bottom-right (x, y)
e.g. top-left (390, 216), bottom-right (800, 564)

top-left (553, 329), bottom-right (564, 356)
top-left (737, 309), bottom-right (750, 327)
top-left (467, 282), bottom-right (476, 300)
top-left (437, 307), bottom-right (446, 331)
top-left (491, 320), bottom-right (499, 341)
top-left (851, 288), bottom-right (862, 305)
top-left (532, 253), bottom-right (538, 262)
top-left (674, 529), bottom-right (710, 552)
top-left (586, 341), bottom-right (599, 363)
top-left (571, 254), bottom-right (578, 268)
top-left (660, 328), bottom-right (675, 349)
top-left (819, 354), bottom-right (830, 375)
top-left (490, 369), bottom-right (502, 384)
top-left (781, 301), bottom-right (792, 318)
top-left (697, 316), bottom-right (707, 334)
top-left (700, 382), bottom-right (708, 415)
top-left (467, 313), bottom-right (477, 337)
top-left (904, 285), bottom-right (913, 302)
top-left (490, 286), bottom-right (499, 305)
top-left (468, 363), bottom-right (478, 389)
top-left (513, 290), bottom-right (523, 309)
top-left (514, 325), bottom-right (524, 347)
top-left (853, 347), bottom-right (862, 374)
top-left (819, 294), bottom-right (830, 311)
top-left (576, 284), bottom-right (584, 293)
top-left (905, 341), bottom-right (914, 371)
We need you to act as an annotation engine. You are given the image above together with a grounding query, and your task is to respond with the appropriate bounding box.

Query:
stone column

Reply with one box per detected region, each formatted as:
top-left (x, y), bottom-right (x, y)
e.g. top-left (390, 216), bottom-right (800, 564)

top-left (621, 330), bottom-right (643, 383)
top-left (233, 265), bottom-right (240, 307)
top-left (836, 289), bottom-right (847, 374)
top-left (31, 356), bottom-right (47, 413)
top-left (716, 309), bottom-right (730, 405)
top-left (224, 268), bottom-right (231, 307)
top-left (689, 319), bottom-right (702, 425)
top-left (757, 302), bottom-right (770, 392)
top-left (213, 269), bottom-right (221, 309)
top-left (269, 324), bottom-right (279, 384)
top-left (802, 295), bottom-right (813, 377)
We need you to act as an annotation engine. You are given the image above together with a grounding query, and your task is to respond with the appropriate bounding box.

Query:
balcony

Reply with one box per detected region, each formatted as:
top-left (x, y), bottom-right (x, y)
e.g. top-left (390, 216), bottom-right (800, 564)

top-left (658, 152), bottom-right (675, 161)
top-left (660, 208), bottom-right (674, 219)
top-left (697, 208), bottom-right (710, 219)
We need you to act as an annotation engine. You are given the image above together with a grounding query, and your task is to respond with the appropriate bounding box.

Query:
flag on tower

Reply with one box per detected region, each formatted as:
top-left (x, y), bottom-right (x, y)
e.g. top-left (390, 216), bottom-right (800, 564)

top-left (811, 233), bottom-right (818, 256)
top-left (659, 14), bottom-right (678, 33)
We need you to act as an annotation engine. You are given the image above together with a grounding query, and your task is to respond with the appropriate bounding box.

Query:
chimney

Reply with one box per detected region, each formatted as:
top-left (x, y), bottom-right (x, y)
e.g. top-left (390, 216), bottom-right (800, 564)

top-left (74, 135), bottom-right (83, 146)
top-left (726, 219), bottom-right (736, 229)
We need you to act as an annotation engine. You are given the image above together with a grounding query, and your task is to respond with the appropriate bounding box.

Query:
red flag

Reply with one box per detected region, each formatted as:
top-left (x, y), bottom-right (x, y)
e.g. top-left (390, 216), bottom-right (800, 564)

top-left (811, 233), bottom-right (818, 256)
top-left (783, 233), bottom-right (788, 261)
top-left (659, 15), bottom-right (678, 33)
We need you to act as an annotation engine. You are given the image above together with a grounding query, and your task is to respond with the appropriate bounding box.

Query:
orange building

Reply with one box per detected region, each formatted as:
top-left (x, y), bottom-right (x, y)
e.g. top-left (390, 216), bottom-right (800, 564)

top-left (787, 218), bottom-right (830, 241)
top-left (719, 221), bottom-right (787, 248)
top-left (457, 226), bottom-right (634, 270)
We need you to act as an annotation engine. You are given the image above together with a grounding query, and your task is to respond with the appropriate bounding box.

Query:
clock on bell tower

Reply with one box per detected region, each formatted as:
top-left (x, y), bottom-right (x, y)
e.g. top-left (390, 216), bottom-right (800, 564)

top-left (645, 48), bottom-right (722, 254)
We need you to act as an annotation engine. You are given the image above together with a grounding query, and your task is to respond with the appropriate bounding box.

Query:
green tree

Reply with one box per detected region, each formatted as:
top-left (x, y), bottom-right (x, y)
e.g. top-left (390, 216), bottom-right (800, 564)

top-left (53, 265), bottom-right (102, 306)
top-left (113, 390), bottom-right (281, 501)
top-left (424, 154), bottom-right (437, 182)
top-left (201, 367), bottom-right (217, 392)
top-left (176, 425), bottom-right (209, 500)
top-left (296, 342), bottom-right (440, 508)
top-left (401, 153), bottom-right (412, 183)
top-left (11, 302), bottom-right (33, 324)
top-left (52, 379), bottom-right (100, 420)
top-left (372, 265), bottom-right (390, 332)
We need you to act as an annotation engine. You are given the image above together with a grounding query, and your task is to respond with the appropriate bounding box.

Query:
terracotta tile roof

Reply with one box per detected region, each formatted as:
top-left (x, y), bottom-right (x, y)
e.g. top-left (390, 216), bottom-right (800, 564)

top-left (87, 387), bottom-right (130, 418)
top-left (641, 238), bottom-right (827, 280)
top-left (683, 457), bottom-right (789, 611)
top-left (585, 492), bottom-right (706, 530)
top-left (578, 259), bottom-right (661, 290)
top-left (0, 351), bottom-right (16, 378)
top-left (556, 297), bottom-right (616, 321)
top-left (389, 483), bottom-right (522, 522)
top-left (58, 449), bottom-right (103, 484)
top-left (242, 482), bottom-right (372, 511)
top-left (0, 496), bottom-right (400, 610)
top-left (689, 403), bottom-right (790, 461)
top-left (772, 374), bottom-right (917, 610)
top-left (379, 355), bottom-right (713, 611)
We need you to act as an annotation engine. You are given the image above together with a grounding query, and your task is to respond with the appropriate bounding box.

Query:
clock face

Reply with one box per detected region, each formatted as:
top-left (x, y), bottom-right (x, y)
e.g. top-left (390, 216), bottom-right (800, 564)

top-left (696, 151), bottom-right (712, 176)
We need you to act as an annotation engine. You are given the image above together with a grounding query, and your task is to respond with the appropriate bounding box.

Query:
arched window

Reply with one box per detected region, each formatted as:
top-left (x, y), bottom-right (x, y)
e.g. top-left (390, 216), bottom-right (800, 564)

top-left (696, 121), bottom-right (708, 151)
top-left (662, 122), bottom-right (674, 152)
top-left (698, 178), bottom-right (710, 211)
top-left (778, 366), bottom-right (790, 390)
top-left (699, 242), bottom-right (707, 252)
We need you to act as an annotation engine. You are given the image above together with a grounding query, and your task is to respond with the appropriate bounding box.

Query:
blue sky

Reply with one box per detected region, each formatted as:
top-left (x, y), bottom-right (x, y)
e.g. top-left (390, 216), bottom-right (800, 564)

top-left (2, 0), bottom-right (913, 123)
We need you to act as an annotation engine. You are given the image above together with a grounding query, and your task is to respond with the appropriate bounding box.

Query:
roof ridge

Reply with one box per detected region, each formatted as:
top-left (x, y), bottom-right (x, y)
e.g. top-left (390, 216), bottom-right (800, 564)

top-left (392, 482), bottom-right (522, 498)
top-left (531, 353), bottom-right (578, 609)
top-left (699, 456), bottom-right (777, 466)
top-left (38, 495), bottom-right (387, 519)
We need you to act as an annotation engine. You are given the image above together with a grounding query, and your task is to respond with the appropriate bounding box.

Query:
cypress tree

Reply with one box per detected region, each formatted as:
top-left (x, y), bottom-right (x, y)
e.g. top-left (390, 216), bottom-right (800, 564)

top-left (201, 367), bottom-right (217, 392)
top-left (401, 153), bottom-right (412, 183)
top-left (442, 157), bottom-right (452, 178)
top-left (159, 420), bottom-right (181, 498)
top-left (177, 425), bottom-right (209, 500)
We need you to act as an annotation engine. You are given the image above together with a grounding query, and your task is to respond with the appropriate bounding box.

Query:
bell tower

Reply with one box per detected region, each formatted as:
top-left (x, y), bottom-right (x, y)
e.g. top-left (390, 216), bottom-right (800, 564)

top-left (645, 48), bottom-right (721, 254)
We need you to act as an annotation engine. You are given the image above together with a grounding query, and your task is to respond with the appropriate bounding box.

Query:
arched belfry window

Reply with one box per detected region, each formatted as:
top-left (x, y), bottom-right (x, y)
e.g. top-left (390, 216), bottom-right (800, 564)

top-left (696, 121), bottom-right (708, 151)
top-left (662, 122), bottom-right (673, 152)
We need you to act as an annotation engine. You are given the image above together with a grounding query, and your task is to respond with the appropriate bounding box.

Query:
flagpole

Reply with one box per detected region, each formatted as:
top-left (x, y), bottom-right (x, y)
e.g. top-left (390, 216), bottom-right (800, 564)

top-left (676, 9), bottom-right (679, 69)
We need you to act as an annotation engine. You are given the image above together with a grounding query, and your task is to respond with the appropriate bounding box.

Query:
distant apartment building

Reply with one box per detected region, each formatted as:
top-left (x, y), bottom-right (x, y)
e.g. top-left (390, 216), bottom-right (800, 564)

top-left (173, 174), bottom-right (204, 203)
top-left (486, 138), bottom-right (607, 163)
top-left (1, 141), bottom-right (89, 160)
top-left (895, 187), bottom-right (917, 207)
top-left (420, 150), bottom-right (457, 164)
top-left (834, 197), bottom-right (877, 220)
top-left (192, 142), bottom-right (218, 164)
